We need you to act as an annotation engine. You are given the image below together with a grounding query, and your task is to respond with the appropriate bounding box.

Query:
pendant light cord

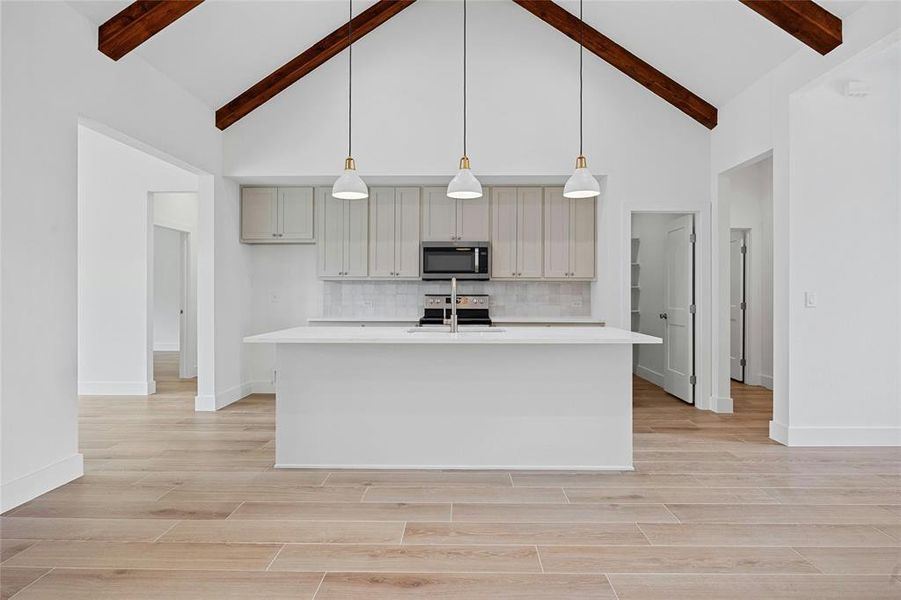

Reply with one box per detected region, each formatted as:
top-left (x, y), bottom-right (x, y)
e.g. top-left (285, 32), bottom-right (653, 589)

top-left (348, 0), bottom-right (353, 158)
top-left (579, 0), bottom-right (583, 157)
top-left (463, 0), bottom-right (467, 158)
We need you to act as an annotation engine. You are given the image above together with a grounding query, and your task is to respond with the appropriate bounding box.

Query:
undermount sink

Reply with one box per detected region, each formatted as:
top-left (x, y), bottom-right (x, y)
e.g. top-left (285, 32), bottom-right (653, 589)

top-left (406, 327), bottom-right (506, 334)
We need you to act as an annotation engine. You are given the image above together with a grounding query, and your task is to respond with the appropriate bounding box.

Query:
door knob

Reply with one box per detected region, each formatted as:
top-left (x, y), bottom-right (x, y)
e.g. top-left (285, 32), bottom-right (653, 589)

top-left (659, 313), bottom-right (668, 319)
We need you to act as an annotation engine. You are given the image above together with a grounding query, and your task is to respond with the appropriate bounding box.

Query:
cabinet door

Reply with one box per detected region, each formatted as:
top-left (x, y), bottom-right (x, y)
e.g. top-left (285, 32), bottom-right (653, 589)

top-left (278, 187), bottom-right (314, 242)
top-left (368, 188), bottom-right (396, 278)
top-left (543, 187), bottom-right (571, 278)
top-left (421, 187), bottom-right (457, 241)
top-left (394, 187), bottom-right (421, 278)
top-left (516, 188), bottom-right (543, 278)
top-left (570, 197), bottom-right (596, 279)
top-left (241, 187), bottom-right (277, 241)
top-left (318, 189), bottom-right (345, 277)
top-left (490, 188), bottom-right (518, 279)
top-left (457, 195), bottom-right (490, 241)
top-left (344, 199), bottom-right (369, 277)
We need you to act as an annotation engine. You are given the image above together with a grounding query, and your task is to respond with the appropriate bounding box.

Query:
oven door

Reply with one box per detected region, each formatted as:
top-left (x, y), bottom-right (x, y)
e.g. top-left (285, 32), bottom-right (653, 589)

top-left (421, 242), bottom-right (489, 280)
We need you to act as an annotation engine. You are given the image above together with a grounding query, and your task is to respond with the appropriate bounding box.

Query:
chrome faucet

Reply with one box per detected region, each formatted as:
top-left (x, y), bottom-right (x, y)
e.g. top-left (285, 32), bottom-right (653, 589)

top-left (445, 276), bottom-right (459, 333)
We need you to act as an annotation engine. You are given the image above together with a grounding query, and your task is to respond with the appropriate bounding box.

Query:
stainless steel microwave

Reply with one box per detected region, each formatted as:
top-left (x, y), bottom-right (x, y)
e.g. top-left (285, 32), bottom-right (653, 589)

top-left (420, 241), bottom-right (490, 280)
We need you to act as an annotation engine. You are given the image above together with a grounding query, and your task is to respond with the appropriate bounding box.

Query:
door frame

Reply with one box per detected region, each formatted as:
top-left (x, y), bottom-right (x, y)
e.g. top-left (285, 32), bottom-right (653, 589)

top-left (626, 210), bottom-right (700, 407)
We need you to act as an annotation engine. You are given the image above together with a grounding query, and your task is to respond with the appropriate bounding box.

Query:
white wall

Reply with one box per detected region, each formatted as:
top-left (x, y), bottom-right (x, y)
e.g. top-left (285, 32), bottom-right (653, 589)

top-left (630, 214), bottom-right (671, 386)
top-left (0, 1), bottom-right (250, 511)
top-left (711, 2), bottom-right (901, 444)
top-left (153, 226), bottom-right (183, 352)
top-left (78, 125), bottom-right (198, 395)
top-left (726, 157), bottom-right (774, 388)
top-left (786, 42), bottom-right (900, 445)
top-left (154, 192), bottom-right (200, 376)
top-left (224, 0), bottom-right (713, 405)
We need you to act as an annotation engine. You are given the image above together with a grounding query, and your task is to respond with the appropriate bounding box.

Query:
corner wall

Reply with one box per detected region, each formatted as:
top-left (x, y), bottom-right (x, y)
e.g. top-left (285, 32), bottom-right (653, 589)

top-left (711, 3), bottom-right (901, 445)
top-left (0, 1), bottom-right (246, 511)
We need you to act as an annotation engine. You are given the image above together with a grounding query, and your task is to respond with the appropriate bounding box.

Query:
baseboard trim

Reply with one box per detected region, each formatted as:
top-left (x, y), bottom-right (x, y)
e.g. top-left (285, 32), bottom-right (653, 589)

top-left (711, 395), bottom-right (734, 414)
top-left (759, 373), bottom-right (774, 390)
top-left (153, 343), bottom-right (179, 352)
top-left (275, 463), bottom-right (634, 471)
top-left (78, 380), bottom-right (155, 395)
top-left (769, 420), bottom-right (789, 445)
top-left (1, 453), bottom-right (84, 512)
top-left (634, 365), bottom-right (664, 387)
top-left (194, 381), bottom-right (273, 412)
top-left (773, 424), bottom-right (901, 447)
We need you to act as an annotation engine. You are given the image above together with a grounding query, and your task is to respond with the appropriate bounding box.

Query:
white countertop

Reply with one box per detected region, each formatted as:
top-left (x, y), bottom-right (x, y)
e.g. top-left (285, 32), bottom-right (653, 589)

top-left (245, 325), bottom-right (660, 345)
top-left (307, 316), bottom-right (607, 324)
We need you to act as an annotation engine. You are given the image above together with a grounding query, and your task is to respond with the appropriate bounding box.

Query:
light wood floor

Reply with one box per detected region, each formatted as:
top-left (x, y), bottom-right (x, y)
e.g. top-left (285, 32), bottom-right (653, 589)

top-left (1, 355), bottom-right (899, 598)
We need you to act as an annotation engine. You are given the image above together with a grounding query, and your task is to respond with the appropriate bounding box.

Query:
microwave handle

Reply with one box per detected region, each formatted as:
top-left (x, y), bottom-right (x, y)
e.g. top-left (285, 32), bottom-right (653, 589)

top-left (474, 247), bottom-right (479, 272)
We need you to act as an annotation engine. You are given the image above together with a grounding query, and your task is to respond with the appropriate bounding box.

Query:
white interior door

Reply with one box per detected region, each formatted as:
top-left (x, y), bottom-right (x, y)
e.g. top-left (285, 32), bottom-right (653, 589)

top-left (730, 230), bottom-right (746, 381)
top-left (663, 214), bottom-right (694, 403)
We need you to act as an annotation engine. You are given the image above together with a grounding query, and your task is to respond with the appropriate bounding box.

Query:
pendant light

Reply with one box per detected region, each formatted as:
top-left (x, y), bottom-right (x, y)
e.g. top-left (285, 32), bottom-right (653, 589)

top-left (447, 0), bottom-right (482, 199)
top-left (563, 0), bottom-right (600, 199)
top-left (332, 0), bottom-right (368, 200)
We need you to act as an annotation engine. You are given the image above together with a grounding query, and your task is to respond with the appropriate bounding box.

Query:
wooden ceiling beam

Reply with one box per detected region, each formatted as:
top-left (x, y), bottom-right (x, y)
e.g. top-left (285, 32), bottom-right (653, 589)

top-left (739, 0), bottom-right (841, 55)
top-left (216, 0), bottom-right (416, 130)
top-left (512, 0), bottom-right (717, 129)
top-left (99, 0), bottom-right (204, 61)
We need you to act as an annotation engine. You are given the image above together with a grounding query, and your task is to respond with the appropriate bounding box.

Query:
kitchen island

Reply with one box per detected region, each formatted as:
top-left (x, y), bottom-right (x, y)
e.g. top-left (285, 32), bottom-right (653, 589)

top-left (245, 326), bottom-right (660, 470)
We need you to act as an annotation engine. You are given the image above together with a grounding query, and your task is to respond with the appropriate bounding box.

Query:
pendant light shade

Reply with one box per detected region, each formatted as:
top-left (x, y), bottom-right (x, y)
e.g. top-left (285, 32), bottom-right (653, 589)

top-left (447, 0), bottom-right (482, 200)
top-left (563, 0), bottom-right (600, 199)
top-left (332, 157), bottom-right (368, 200)
top-left (448, 157), bottom-right (483, 199)
top-left (332, 0), bottom-right (368, 200)
top-left (564, 156), bottom-right (600, 198)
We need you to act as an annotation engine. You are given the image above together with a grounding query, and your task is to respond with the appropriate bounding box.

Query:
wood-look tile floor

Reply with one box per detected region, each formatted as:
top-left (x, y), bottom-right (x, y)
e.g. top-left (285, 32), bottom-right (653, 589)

top-left (2, 356), bottom-right (900, 598)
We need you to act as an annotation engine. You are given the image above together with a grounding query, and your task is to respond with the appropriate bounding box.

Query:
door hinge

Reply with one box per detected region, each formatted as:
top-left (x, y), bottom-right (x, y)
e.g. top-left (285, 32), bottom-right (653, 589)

top-left (741, 245), bottom-right (747, 254)
top-left (740, 301), bottom-right (747, 310)
top-left (689, 232), bottom-right (696, 244)
top-left (689, 375), bottom-right (697, 385)
top-left (689, 304), bottom-right (696, 314)
top-left (740, 358), bottom-right (747, 367)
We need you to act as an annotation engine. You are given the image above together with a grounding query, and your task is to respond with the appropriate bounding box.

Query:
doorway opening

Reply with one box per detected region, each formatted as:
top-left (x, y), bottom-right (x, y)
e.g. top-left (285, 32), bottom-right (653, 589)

top-left (630, 212), bottom-right (697, 405)
top-left (77, 124), bottom-right (202, 400)
top-left (718, 154), bottom-right (774, 421)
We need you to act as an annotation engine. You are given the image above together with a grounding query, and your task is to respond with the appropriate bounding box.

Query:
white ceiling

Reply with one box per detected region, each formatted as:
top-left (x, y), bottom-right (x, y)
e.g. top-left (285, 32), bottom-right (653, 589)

top-left (69, 0), bottom-right (864, 112)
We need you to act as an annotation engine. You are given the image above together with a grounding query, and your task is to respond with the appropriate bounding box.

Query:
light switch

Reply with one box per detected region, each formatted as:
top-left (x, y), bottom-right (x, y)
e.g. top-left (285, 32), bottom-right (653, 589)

top-left (804, 292), bottom-right (817, 308)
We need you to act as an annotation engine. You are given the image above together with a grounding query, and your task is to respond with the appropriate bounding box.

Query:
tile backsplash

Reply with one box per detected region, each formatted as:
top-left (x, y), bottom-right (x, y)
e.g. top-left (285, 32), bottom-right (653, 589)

top-left (322, 281), bottom-right (591, 318)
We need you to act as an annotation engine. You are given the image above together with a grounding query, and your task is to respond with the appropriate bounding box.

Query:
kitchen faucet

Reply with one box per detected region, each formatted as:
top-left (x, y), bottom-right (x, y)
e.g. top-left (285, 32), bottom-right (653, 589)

top-left (445, 276), bottom-right (458, 333)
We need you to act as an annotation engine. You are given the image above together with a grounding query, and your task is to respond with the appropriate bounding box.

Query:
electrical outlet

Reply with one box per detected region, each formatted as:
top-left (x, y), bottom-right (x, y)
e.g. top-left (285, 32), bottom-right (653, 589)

top-left (363, 300), bottom-right (374, 309)
top-left (571, 298), bottom-right (583, 308)
top-left (270, 292), bottom-right (280, 304)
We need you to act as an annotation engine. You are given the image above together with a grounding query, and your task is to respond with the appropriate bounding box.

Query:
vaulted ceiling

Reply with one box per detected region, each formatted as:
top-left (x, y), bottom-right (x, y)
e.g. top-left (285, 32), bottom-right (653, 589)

top-left (69, 0), bottom-right (862, 129)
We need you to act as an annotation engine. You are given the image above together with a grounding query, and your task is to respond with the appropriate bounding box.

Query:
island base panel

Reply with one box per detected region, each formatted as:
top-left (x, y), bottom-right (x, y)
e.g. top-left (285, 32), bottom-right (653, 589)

top-left (275, 344), bottom-right (633, 470)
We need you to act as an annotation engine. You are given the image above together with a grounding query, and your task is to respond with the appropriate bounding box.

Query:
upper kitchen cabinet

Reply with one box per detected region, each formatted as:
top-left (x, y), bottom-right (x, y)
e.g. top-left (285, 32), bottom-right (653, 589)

top-left (317, 188), bottom-right (368, 278)
top-left (369, 187), bottom-right (420, 278)
top-left (491, 187), bottom-right (543, 279)
top-left (421, 186), bottom-right (489, 241)
top-left (241, 186), bottom-right (314, 243)
top-left (544, 187), bottom-right (596, 280)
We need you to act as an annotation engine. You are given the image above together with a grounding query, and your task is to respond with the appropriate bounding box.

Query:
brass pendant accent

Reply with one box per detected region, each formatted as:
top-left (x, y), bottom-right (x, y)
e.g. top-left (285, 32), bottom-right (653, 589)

top-left (344, 157), bottom-right (356, 170)
top-left (459, 156), bottom-right (471, 170)
top-left (575, 155), bottom-right (588, 169)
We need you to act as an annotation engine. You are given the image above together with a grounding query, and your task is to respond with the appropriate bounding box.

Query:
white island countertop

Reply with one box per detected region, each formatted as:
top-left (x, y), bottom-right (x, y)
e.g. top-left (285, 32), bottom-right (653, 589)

top-left (245, 325), bottom-right (660, 345)
top-left (306, 316), bottom-right (607, 325)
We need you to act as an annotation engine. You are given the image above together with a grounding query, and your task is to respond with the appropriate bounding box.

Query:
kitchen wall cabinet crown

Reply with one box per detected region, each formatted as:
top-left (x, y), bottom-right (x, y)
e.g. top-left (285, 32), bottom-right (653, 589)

top-left (421, 187), bottom-right (489, 241)
top-left (241, 186), bottom-right (314, 243)
top-left (317, 188), bottom-right (368, 278)
top-left (491, 187), bottom-right (544, 279)
top-left (544, 187), bottom-right (596, 280)
top-left (369, 187), bottom-right (421, 278)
